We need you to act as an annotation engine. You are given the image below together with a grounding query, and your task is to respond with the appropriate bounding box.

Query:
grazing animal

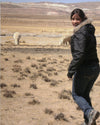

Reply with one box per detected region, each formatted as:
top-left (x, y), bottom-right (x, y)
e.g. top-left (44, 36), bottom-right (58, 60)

top-left (13, 32), bottom-right (21, 45)
top-left (60, 36), bottom-right (71, 46)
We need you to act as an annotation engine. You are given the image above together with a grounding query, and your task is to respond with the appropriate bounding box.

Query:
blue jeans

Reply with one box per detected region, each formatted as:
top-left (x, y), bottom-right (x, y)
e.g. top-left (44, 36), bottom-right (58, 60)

top-left (72, 63), bottom-right (99, 122)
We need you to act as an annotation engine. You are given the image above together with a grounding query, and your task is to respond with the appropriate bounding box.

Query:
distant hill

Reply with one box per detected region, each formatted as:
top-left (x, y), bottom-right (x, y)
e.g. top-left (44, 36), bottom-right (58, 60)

top-left (1, 2), bottom-right (100, 20)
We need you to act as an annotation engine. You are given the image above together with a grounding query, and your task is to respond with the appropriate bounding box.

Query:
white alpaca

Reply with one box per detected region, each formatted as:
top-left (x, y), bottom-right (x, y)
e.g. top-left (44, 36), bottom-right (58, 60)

top-left (60, 35), bottom-right (71, 46)
top-left (13, 32), bottom-right (21, 45)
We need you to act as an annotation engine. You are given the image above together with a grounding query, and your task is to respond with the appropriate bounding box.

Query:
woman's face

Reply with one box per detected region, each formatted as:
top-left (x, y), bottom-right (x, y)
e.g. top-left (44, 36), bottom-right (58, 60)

top-left (71, 13), bottom-right (82, 27)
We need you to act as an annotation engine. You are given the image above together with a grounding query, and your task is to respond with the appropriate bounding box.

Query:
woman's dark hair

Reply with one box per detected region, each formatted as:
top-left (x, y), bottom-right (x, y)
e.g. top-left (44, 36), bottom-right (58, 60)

top-left (70, 8), bottom-right (87, 21)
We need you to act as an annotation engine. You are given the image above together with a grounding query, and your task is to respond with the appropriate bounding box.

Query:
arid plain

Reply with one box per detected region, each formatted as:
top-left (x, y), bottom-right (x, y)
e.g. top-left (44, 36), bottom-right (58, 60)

top-left (0, 2), bottom-right (100, 125)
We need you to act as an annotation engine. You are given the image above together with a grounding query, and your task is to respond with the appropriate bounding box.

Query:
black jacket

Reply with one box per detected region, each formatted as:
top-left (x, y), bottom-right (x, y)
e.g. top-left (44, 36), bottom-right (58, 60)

top-left (67, 19), bottom-right (99, 78)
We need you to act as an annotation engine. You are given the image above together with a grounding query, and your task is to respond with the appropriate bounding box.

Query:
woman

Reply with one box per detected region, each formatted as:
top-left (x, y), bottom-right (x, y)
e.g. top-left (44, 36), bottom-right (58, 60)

top-left (67, 8), bottom-right (100, 125)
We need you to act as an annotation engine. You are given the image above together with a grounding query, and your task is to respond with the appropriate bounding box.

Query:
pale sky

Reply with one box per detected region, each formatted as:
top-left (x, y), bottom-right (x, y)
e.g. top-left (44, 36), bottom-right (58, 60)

top-left (1, 0), bottom-right (100, 3)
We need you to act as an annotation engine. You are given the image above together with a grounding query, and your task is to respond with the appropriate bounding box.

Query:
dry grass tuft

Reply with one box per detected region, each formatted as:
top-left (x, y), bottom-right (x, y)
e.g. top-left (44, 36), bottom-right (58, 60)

top-left (30, 84), bottom-right (37, 89)
top-left (0, 83), bottom-right (7, 88)
top-left (28, 99), bottom-right (40, 105)
top-left (3, 90), bottom-right (16, 98)
top-left (44, 108), bottom-right (54, 115)
top-left (59, 89), bottom-right (72, 100)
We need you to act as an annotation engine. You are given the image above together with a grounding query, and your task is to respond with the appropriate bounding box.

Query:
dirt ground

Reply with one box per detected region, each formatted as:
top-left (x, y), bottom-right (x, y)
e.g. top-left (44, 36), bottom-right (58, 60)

top-left (0, 11), bottom-right (100, 125)
top-left (0, 44), bottom-right (100, 125)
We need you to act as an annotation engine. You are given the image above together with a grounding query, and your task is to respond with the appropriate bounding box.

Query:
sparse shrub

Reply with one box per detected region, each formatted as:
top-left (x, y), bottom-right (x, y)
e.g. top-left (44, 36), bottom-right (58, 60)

top-left (55, 113), bottom-right (68, 121)
top-left (0, 83), bottom-right (7, 88)
top-left (1, 33), bottom-right (6, 36)
top-left (30, 84), bottom-right (37, 89)
top-left (24, 67), bottom-right (31, 74)
top-left (54, 72), bottom-right (58, 75)
top-left (40, 63), bottom-right (47, 67)
top-left (14, 59), bottom-right (23, 63)
top-left (47, 72), bottom-right (52, 76)
top-left (95, 81), bottom-right (100, 86)
top-left (3, 90), bottom-right (16, 98)
top-left (17, 76), bottom-right (25, 80)
top-left (42, 75), bottom-right (51, 82)
top-left (37, 58), bottom-right (47, 62)
top-left (26, 56), bottom-right (31, 60)
top-left (30, 73), bottom-right (38, 81)
top-left (44, 108), bottom-right (53, 115)
top-left (25, 93), bottom-right (33, 96)
top-left (12, 55), bottom-right (15, 57)
top-left (20, 72), bottom-right (28, 77)
top-left (0, 68), bottom-right (4, 71)
top-left (0, 75), bottom-right (3, 80)
top-left (47, 67), bottom-right (56, 72)
top-left (59, 89), bottom-right (71, 100)
top-left (31, 64), bottom-right (38, 69)
top-left (28, 99), bottom-right (40, 105)
top-left (11, 84), bottom-right (20, 88)
top-left (50, 80), bottom-right (58, 86)
top-left (22, 41), bottom-right (26, 43)
top-left (76, 106), bottom-right (81, 110)
top-left (4, 58), bottom-right (9, 61)
top-left (12, 65), bottom-right (22, 72)
top-left (60, 61), bottom-right (64, 63)
top-left (59, 55), bottom-right (63, 58)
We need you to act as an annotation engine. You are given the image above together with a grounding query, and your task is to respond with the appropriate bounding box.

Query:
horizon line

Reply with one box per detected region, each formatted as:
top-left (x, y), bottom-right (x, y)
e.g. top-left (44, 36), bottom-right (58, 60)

top-left (1, 1), bottom-right (100, 4)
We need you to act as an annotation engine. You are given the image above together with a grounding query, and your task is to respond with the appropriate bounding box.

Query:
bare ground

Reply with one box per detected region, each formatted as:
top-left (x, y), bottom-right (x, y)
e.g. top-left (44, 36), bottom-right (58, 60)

top-left (0, 43), bottom-right (100, 125)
